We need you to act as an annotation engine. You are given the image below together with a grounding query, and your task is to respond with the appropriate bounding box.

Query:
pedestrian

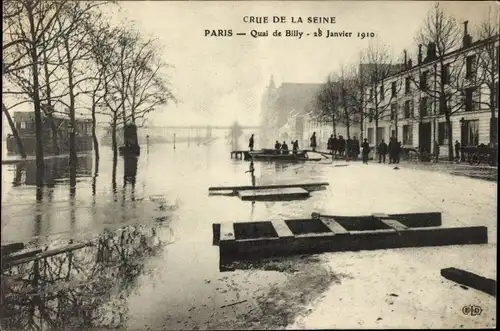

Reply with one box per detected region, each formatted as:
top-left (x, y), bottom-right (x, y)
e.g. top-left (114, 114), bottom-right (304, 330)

top-left (338, 135), bottom-right (345, 156)
top-left (434, 140), bottom-right (440, 163)
top-left (377, 139), bottom-right (388, 163)
top-left (310, 132), bottom-right (317, 152)
top-left (332, 135), bottom-right (338, 157)
top-left (388, 137), bottom-right (395, 163)
top-left (361, 138), bottom-right (370, 164)
top-left (353, 136), bottom-right (360, 161)
top-left (346, 137), bottom-right (353, 160)
top-left (395, 141), bottom-right (402, 163)
top-left (454, 140), bottom-right (461, 162)
top-left (248, 134), bottom-right (254, 151)
top-left (327, 135), bottom-right (334, 155)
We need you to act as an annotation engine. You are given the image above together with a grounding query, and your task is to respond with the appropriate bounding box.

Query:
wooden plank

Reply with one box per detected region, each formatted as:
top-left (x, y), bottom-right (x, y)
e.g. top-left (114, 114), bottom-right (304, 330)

top-left (220, 222), bottom-right (235, 241)
top-left (271, 220), bottom-right (294, 238)
top-left (319, 217), bottom-right (349, 234)
top-left (209, 182), bottom-right (329, 192)
top-left (441, 267), bottom-right (496, 297)
top-left (380, 219), bottom-right (408, 231)
top-left (1, 243), bottom-right (25, 256)
top-left (238, 188), bottom-right (309, 201)
top-left (5, 242), bottom-right (93, 268)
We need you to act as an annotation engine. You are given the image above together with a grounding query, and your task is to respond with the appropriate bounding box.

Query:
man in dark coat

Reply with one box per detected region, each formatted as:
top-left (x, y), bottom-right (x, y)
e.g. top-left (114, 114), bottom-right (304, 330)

top-left (275, 140), bottom-right (281, 151)
top-left (327, 135), bottom-right (334, 154)
top-left (338, 135), bottom-right (345, 156)
top-left (377, 139), bottom-right (388, 163)
top-left (249, 134), bottom-right (254, 151)
top-left (310, 132), bottom-right (317, 152)
top-left (346, 137), bottom-right (353, 159)
top-left (352, 136), bottom-right (360, 161)
top-left (332, 135), bottom-right (338, 157)
top-left (361, 138), bottom-right (370, 164)
top-left (388, 138), bottom-right (395, 163)
top-left (281, 141), bottom-right (289, 154)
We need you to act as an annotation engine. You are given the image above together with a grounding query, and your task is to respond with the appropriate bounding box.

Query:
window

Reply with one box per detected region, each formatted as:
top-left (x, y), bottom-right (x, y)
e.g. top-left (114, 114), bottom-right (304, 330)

top-left (420, 71), bottom-right (429, 89)
top-left (402, 124), bottom-right (413, 145)
top-left (376, 127), bottom-right (385, 143)
top-left (463, 119), bottom-right (479, 146)
top-left (465, 87), bottom-right (480, 111)
top-left (404, 100), bottom-right (412, 118)
top-left (368, 127), bottom-right (374, 144)
top-left (391, 82), bottom-right (397, 97)
top-left (438, 122), bottom-right (451, 145)
top-left (369, 88), bottom-right (373, 101)
top-left (466, 55), bottom-right (476, 79)
top-left (368, 108), bottom-right (373, 122)
top-left (405, 77), bottom-right (411, 94)
top-left (380, 84), bottom-right (385, 100)
top-left (442, 63), bottom-right (451, 84)
top-left (20, 121), bottom-right (26, 129)
top-left (390, 103), bottom-right (398, 120)
top-left (420, 97), bottom-right (429, 117)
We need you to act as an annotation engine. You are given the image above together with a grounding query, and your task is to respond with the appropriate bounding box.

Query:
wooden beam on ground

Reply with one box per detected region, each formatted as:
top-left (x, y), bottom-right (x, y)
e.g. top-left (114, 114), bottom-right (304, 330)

top-left (441, 267), bottom-right (496, 297)
top-left (271, 220), bottom-right (294, 238)
top-left (1, 243), bottom-right (24, 256)
top-left (373, 213), bottom-right (408, 232)
top-left (220, 222), bottom-right (235, 241)
top-left (238, 188), bottom-right (310, 201)
top-left (319, 217), bottom-right (350, 234)
top-left (208, 182), bottom-right (329, 192)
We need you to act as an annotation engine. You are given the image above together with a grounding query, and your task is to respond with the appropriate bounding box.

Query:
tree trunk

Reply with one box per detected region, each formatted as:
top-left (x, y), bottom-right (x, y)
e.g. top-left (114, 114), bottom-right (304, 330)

top-left (91, 102), bottom-right (100, 171)
top-left (490, 83), bottom-right (497, 146)
top-left (445, 113), bottom-right (454, 161)
top-left (27, 5), bottom-right (45, 201)
top-left (359, 108), bottom-right (364, 141)
top-left (111, 115), bottom-right (118, 160)
top-left (2, 103), bottom-right (27, 158)
top-left (64, 36), bottom-right (78, 195)
top-left (41, 36), bottom-right (59, 155)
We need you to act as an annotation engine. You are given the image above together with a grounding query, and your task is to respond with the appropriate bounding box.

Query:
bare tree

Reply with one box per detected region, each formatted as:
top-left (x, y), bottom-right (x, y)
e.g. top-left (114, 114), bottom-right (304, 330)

top-left (334, 65), bottom-right (360, 139)
top-left (314, 75), bottom-right (340, 136)
top-left (409, 3), bottom-right (469, 160)
top-left (361, 43), bottom-right (403, 144)
top-left (474, 7), bottom-right (500, 146)
top-left (2, 0), bottom-right (69, 199)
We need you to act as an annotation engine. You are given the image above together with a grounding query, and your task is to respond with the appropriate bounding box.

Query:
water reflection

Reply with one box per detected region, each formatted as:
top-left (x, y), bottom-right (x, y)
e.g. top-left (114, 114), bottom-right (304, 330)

top-left (11, 155), bottom-right (92, 187)
top-left (0, 225), bottom-right (165, 331)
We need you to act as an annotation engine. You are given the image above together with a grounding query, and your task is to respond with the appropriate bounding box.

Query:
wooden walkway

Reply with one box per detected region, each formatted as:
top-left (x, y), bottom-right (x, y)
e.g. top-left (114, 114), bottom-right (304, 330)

top-left (213, 212), bottom-right (488, 266)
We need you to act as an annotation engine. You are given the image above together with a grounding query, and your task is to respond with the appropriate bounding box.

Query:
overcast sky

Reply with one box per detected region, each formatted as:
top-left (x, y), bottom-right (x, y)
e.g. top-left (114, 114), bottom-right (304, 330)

top-left (2, 1), bottom-right (496, 131)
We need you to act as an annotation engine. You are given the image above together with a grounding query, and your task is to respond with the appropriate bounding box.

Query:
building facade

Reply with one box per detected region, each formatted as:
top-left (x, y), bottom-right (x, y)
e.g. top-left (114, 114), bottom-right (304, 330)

top-left (363, 22), bottom-right (499, 159)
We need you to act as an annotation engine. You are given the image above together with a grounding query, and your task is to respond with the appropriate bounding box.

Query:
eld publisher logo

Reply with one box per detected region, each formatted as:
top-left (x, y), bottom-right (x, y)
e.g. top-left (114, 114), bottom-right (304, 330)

top-left (462, 305), bottom-right (483, 316)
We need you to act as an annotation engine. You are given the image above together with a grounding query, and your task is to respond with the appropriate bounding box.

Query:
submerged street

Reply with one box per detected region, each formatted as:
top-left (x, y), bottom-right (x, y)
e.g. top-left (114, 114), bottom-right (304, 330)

top-left (0, 139), bottom-right (496, 330)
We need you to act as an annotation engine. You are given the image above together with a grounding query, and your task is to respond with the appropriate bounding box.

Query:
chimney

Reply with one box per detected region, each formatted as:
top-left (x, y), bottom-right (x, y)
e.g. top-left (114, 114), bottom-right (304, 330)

top-left (427, 42), bottom-right (436, 60)
top-left (408, 59), bottom-right (413, 68)
top-left (463, 20), bottom-right (472, 48)
top-left (418, 44), bottom-right (422, 64)
top-left (404, 50), bottom-right (407, 68)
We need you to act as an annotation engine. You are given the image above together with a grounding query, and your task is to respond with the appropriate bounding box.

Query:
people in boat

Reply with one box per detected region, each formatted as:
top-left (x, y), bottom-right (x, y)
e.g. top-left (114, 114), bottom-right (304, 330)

top-left (275, 140), bottom-right (281, 152)
top-left (361, 138), bottom-right (370, 164)
top-left (281, 141), bottom-right (289, 155)
top-left (327, 135), bottom-right (333, 155)
top-left (292, 140), bottom-right (299, 154)
top-left (248, 134), bottom-right (255, 151)
top-left (310, 132), bottom-right (317, 152)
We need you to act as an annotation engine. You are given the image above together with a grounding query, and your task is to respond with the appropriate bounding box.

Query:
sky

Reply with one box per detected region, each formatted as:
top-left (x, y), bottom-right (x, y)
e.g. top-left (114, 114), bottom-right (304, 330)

top-left (2, 0), bottom-right (497, 132)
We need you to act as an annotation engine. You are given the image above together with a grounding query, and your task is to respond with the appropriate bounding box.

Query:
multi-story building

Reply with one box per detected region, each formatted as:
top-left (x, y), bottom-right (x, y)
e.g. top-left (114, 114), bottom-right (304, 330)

top-left (363, 21), bottom-right (499, 159)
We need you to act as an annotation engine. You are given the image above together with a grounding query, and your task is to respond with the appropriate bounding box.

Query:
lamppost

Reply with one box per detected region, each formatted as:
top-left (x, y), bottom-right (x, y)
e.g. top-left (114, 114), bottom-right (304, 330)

top-left (459, 117), bottom-right (465, 162)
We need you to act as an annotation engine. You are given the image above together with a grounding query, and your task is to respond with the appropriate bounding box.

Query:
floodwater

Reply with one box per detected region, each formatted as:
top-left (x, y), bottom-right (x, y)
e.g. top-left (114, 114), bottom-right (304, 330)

top-left (1, 139), bottom-right (496, 330)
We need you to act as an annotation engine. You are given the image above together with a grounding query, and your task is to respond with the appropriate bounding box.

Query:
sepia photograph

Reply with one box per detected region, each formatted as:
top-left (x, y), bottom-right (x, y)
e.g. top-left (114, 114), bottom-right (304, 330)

top-left (1, 0), bottom-right (498, 329)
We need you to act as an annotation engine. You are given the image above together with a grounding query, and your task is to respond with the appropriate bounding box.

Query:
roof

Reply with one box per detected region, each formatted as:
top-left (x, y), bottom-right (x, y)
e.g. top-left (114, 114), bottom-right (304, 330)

top-left (275, 83), bottom-right (323, 115)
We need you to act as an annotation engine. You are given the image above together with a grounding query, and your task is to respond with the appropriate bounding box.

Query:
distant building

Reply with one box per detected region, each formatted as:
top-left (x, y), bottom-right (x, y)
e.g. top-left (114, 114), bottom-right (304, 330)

top-left (260, 77), bottom-right (359, 148)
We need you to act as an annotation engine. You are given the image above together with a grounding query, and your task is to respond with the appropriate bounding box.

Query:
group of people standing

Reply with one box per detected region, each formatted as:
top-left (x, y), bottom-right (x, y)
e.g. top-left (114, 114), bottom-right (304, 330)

top-left (326, 134), bottom-right (361, 160)
top-left (376, 137), bottom-right (402, 164)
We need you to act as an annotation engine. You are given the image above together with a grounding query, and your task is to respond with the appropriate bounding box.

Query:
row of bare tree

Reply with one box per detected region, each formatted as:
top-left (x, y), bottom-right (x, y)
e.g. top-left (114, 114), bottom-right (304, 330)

top-left (314, 4), bottom-right (499, 160)
top-left (2, 0), bottom-right (175, 198)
